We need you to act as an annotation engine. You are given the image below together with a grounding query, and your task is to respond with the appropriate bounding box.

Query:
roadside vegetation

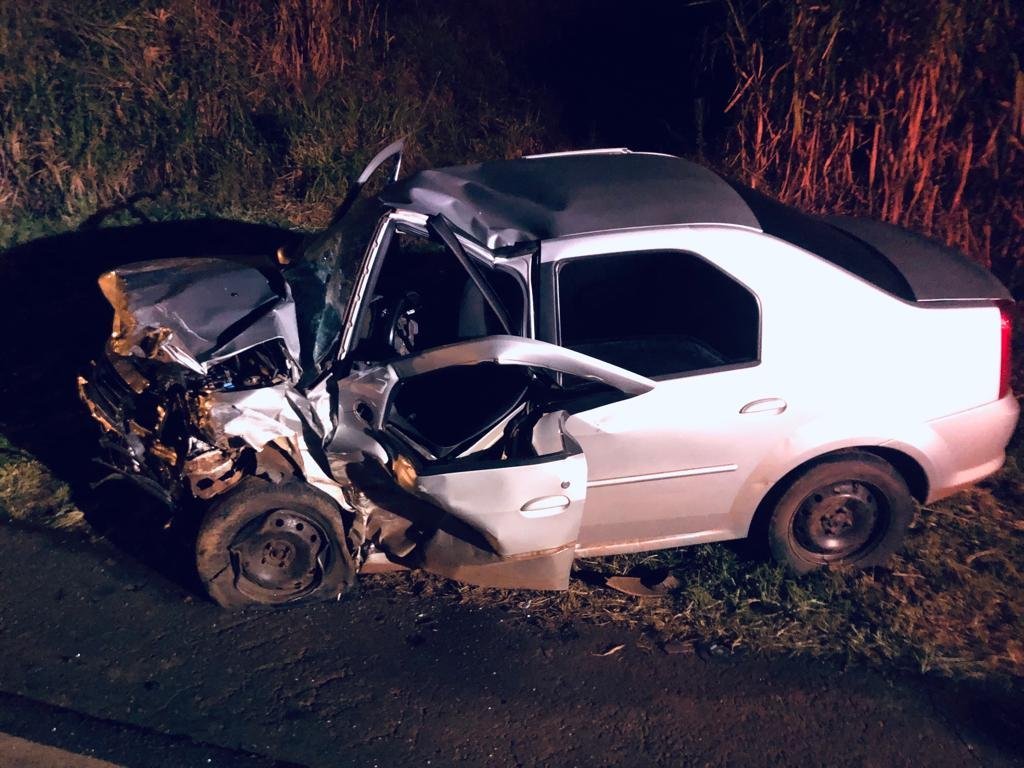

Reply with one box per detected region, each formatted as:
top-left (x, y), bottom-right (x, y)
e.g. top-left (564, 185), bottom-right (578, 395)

top-left (0, 435), bottom-right (81, 530)
top-left (721, 0), bottom-right (1024, 289)
top-left (0, 0), bottom-right (551, 247)
top-left (1, 0), bottom-right (1022, 686)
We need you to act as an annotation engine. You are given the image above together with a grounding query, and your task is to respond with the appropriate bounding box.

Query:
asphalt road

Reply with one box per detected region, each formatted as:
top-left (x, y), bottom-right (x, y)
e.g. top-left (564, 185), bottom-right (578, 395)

top-left (0, 521), bottom-right (1021, 768)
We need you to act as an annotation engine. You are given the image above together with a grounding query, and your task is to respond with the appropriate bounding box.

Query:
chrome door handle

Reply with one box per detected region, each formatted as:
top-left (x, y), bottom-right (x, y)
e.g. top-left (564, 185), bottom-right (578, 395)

top-left (740, 397), bottom-right (788, 415)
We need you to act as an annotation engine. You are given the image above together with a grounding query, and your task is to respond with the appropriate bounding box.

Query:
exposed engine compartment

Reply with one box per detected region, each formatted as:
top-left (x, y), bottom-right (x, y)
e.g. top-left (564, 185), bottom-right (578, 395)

top-left (79, 335), bottom-right (301, 505)
top-left (77, 255), bottom-right (333, 511)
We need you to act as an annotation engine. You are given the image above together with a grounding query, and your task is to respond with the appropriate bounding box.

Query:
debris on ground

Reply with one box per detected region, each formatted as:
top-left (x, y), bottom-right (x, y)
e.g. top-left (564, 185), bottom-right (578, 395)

top-left (605, 572), bottom-right (681, 598)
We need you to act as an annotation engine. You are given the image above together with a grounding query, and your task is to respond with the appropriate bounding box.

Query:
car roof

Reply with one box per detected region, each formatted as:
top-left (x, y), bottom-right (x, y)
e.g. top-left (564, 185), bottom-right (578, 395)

top-left (379, 148), bottom-right (1009, 302)
top-left (379, 149), bottom-right (761, 250)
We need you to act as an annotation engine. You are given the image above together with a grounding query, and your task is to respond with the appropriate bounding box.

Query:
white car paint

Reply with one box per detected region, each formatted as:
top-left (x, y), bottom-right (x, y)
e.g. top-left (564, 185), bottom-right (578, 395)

top-left (536, 224), bottom-right (1015, 556)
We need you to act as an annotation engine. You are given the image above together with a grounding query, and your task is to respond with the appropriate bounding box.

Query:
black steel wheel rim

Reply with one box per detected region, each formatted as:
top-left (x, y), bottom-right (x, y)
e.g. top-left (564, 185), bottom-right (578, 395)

top-left (792, 480), bottom-right (884, 560)
top-left (229, 508), bottom-right (330, 598)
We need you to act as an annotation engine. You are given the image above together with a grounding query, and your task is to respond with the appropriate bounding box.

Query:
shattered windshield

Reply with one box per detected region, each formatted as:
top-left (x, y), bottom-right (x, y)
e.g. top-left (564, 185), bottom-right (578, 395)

top-left (283, 198), bottom-right (386, 379)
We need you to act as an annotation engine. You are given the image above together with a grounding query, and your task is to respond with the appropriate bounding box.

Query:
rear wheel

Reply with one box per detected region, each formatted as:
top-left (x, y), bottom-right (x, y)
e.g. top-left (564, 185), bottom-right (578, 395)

top-left (768, 453), bottom-right (915, 574)
top-left (196, 480), bottom-right (355, 608)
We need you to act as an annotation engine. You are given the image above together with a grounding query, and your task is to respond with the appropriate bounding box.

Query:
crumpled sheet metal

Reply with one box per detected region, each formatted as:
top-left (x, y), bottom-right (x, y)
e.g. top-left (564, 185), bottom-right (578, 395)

top-left (203, 385), bottom-right (299, 447)
top-left (347, 459), bottom-right (576, 591)
top-left (97, 258), bottom-right (364, 542)
top-left (99, 257), bottom-right (302, 374)
top-left (201, 381), bottom-right (347, 510)
top-left (183, 446), bottom-right (242, 500)
top-left (326, 363), bottom-right (396, 465)
top-left (356, 492), bottom-right (575, 589)
top-left (92, 255), bottom-right (584, 592)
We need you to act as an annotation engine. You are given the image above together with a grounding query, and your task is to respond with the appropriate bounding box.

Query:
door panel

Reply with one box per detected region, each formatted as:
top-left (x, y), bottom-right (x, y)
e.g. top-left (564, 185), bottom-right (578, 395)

top-left (329, 335), bottom-right (652, 586)
top-left (414, 437), bottom-right (588, 557)
top-left (539, 230), bottom-right (777, 554)
top-left (568, 363), bottom-right (790, 551)
top-left (349, 422), bottom-right (587, 590)
top-left (329, 335), bottom-right (654, 459)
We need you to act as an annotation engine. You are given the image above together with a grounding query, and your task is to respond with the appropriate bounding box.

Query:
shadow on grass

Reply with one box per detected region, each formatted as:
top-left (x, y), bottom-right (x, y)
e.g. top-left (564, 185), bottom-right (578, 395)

top-left (0, 217), bottom-right (303, 590)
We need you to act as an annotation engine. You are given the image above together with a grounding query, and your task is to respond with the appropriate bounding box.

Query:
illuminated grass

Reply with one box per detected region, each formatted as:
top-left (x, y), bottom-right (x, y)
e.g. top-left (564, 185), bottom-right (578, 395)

top-left (0, 0), bottom-right (552, 248)
top-left (721, 0), bottom-right (1023, 283)
top-left (0, 435), bottom-right (83, 530)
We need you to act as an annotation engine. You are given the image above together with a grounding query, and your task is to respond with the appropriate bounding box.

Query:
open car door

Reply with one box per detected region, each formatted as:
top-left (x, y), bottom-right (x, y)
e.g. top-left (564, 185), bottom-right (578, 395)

top-left (331, 336), bottom-right (655, 589)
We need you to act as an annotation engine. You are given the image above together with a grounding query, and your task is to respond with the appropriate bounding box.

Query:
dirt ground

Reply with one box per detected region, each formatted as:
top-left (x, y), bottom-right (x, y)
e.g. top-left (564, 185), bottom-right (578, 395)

top-left (1, 222), bottom-right (1022, 767)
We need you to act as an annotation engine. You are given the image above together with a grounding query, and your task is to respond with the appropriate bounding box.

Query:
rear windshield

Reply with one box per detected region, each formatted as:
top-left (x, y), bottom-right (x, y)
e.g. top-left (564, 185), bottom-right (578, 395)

top-left (726, 181), bottom-right (914, 300)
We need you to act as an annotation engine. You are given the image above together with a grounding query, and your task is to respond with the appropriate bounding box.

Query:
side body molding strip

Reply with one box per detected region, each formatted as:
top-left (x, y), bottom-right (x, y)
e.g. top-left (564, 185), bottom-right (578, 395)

top-left (587, 464), bottom-right (738, 488)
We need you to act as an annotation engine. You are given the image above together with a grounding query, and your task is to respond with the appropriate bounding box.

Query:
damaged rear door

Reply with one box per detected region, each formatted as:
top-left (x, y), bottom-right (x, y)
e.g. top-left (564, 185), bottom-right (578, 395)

top-left (332, 336), bottom-right (655, 589)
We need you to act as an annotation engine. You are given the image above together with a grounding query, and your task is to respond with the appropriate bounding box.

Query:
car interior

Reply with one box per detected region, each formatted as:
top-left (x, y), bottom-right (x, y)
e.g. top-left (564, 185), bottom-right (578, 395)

top-left (557, 249), bottom-right (759, 378)
top-left (352, 231), bottom-right (523, 360)
top-left (352, 231), bottom-right (563, 469)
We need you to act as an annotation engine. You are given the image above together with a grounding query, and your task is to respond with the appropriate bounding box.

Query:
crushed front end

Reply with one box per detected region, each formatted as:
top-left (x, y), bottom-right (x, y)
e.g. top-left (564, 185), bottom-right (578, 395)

top-left (78, 256), bottom-right (340, 510)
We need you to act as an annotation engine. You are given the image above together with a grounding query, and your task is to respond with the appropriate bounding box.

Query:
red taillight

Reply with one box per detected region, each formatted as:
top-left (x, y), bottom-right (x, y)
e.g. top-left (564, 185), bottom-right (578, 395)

top-left (999, 302), bottom-right (1013, 398)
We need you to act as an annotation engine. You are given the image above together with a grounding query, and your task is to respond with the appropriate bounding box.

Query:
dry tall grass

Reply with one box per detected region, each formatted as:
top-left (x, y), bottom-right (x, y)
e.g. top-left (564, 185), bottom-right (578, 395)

top-left (722, 0), bottom-right (1024, 285)
top-left (0, 0), bottom-right (546, 246)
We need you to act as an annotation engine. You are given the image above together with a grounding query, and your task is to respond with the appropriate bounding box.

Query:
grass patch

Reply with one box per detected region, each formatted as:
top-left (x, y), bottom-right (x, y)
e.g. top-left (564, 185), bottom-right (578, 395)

top-left (0, 0), bottom-right (556, 249)
top-left (0, 434), bottom-right (83, 530)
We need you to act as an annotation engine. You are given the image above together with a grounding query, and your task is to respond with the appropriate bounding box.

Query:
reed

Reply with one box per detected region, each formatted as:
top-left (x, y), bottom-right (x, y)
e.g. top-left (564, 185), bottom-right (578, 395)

top-left (722, 0), bottom-right (1024, 286)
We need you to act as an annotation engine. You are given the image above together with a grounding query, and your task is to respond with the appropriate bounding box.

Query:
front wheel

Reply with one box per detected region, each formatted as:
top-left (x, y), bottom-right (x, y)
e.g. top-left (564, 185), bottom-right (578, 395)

top-left (196, 480), bottom-right (356, 608)
top-left (768, 452), bottom-right (915, 575)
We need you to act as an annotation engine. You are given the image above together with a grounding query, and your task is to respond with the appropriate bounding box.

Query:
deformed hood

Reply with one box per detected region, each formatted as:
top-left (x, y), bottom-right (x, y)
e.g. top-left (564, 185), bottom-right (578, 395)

top-left (99, 257), bottom-right (301, 373)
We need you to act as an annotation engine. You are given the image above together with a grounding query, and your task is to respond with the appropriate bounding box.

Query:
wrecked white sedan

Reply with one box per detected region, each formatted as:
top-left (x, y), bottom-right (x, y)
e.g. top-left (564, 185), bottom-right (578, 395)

top-left (80, 145), bottom-right (1019, 607)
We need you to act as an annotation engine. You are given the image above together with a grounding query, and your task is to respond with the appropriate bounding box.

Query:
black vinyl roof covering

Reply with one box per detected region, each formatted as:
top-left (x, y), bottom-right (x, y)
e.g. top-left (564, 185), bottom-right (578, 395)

top-left (822, 216), bottom-right (1011, 302)
top-left (726, 181), bottom-right (1011, 302)
top-left (380, 151), bottom-right (761, 249)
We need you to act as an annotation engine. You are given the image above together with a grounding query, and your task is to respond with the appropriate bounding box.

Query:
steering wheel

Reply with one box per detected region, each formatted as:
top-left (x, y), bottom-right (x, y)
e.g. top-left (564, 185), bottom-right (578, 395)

top-left (386, 290), bottom-right (422, 356)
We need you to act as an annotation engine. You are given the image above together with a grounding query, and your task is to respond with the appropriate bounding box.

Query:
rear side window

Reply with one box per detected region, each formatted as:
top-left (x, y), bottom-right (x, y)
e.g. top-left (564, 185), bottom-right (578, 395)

top-left (557, 250), bottom-right (758, 377)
